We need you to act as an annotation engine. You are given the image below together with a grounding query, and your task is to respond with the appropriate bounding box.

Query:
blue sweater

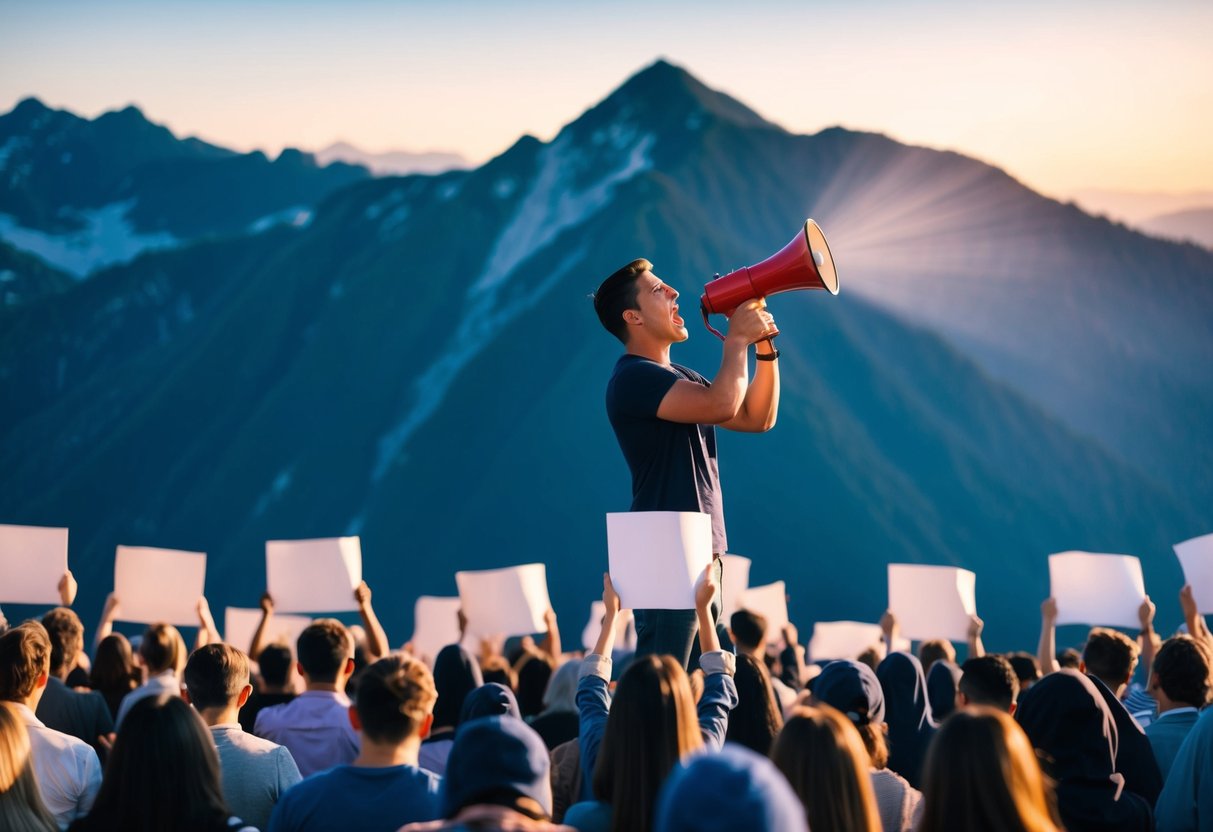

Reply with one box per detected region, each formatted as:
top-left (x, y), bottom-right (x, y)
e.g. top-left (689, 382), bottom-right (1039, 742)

top-left (1154, 705), bottom-right (1213, 832)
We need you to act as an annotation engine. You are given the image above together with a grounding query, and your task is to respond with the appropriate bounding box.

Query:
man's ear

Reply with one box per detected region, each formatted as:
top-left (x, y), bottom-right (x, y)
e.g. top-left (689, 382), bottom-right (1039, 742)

top-left (348, 705), bottom-right (361, 732)
top-left (181, 689), bottom-right (192, 705)
top-left (1078, 660), bottom-right (1087, 675)
top-left (623, 309), bottom-right (642, 326)
top-left (1008, 701), bottom-right (1017, 716)
top-left (344, 657), bottom-right (356, 676)
top-left (36, 670), bottom-right (48, 691)
top-left (419, 712), bottom-right (434, 740)
top-left (296, 661), bottom-right (307, 680)
top-left (237, 684), bottom-right (253, 708)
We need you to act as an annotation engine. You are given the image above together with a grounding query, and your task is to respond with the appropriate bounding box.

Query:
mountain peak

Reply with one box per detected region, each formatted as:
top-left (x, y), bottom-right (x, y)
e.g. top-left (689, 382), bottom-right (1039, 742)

top-left (13, 97), bottom-right (50, 116)
top-left (608, 59), bottom-right (776, 131)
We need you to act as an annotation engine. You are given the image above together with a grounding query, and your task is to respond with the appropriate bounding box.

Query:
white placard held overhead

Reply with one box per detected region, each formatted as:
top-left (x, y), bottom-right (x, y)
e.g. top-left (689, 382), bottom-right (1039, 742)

top-left (807, 621), bottom-right (911, 662)
top-left (720, 554), bottom-right (752, 619)
top-left (887, 564), bottom-right (977, 642)
top-left (580, 601), bottom-right (637, 652)
top-left (266, 537), bottom-right (362, 613)
top-left (739, 581), bottom-right (789, 633)
top-left (456, 563), bottom-right (551, 637)
top-left (0, 524), bottom-right (68, 605)
top-left (113, 546), bottom-right (207, 626)
top-left (1049, 551), bottom-right (1146, 629)
top-left (411, 596), bottom-right (464, 665)
top-left (606, 512), bottom-right (713, 610)
top-left (223, 608), bottom-right (313, 656)
top-left (1174, 533), bottom-right (1213, 615)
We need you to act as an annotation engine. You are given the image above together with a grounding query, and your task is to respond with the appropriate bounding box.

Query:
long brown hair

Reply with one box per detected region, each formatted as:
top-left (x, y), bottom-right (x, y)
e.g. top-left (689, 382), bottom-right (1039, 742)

top-left (592, 655), bottom-right (702, 832)
top-left (725, 652), bottom-right (783, 755)
top-left (0, 702), bottom-right (57, 832)
top-left (771, 705), bottom-right (881, 832)
top-left (918, 707), bottom-right (1061, 832)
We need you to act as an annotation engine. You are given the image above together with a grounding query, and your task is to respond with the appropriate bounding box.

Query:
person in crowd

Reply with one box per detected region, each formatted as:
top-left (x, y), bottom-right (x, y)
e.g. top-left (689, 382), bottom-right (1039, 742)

top-left (548, 737), bottom-right (582, 824)
top-left (255, 618), bottom-right (359, 777)
top-left (1014, 669), bottom-right (1152, 831)
top-left (917, 640), bottom-right (954, 680)
top-left (565, 568), bottom-right (737, 832)
top-left (0, 623), bottom-right (101, 829)
top-left (513, 609), bottom-right (562, 720)
top-left (771, 704), bottom-right (881, 832)
top-left (1057, 648), bottom-right (1082, 669)
top-left (239, 642), bottom-right (296, 735)
top-left (724, 652), bottom-right (782, 755)
top-left (728, 610), bottom-right (798, 713)
top-left (0, 700), bottom-right (59, 832)
top-left (1155, 702), bottom-right (1213, 831)
top-left (87, 635), bottom-right (139, 723)
top-left (419, 643), bottom-right (483, 775)
top-left (529, 660), bottom-right (579, 750)
top-left (957, 654), bottom-right (1019, 713)
top-left (459, 682), bottom-right (521, 723)
top-left (1008, 652), bottom-right (1043, 692)
top-left (480, 655), bottom-right (518, 691)
top-left (183, 644), bottom-right (301, 830)
top-left (68, 694), bottom-right (254, 832)
top-left (856, 646), bottom-right (883, 673)
top-left (1144, 634), bottom-right (1212, 779)
top-left (35, 608), bottom-right (112, 758)
top-left (925, 660), bottom-right (962, 721)
top-left (268, 654), bottom-right (442, 832)
top-left (811, 659), bottom-right (923, 832)
top-left (1179, 584), bottom-right (1213, 650)
top-left (875, 651), bottom-right (937, 789)
top-left (1122, 598), bottom-right (1163, 727)
top-left (401, 715), bottom-right (570, 831)
top-left (654, 744), bottom-right (808, 832)
top-left (113, 622), bottom-right (187, 729)
top-left (918, 707), bottom-right (1061, 832)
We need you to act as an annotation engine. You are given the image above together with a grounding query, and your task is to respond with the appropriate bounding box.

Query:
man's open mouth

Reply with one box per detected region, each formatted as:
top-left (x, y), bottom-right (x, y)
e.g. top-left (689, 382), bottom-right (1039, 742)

top-left (672, 306), bottom-right (684, 327)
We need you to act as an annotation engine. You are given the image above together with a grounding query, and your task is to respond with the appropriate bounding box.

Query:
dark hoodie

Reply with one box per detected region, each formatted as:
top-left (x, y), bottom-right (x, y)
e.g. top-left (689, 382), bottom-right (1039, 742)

top-left (432, 644), bottom-right (484, 733)
top-left (876, 652), bottom-right (938, 788)
top-left (459, 682), bottom-right (522, 724)
top-left (925, 660), bottom-right (962, 721)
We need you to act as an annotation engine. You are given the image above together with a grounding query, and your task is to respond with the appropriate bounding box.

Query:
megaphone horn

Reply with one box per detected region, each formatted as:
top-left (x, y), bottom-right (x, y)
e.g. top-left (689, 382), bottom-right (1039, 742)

top-left (699, 219), bottom-right (838, 340)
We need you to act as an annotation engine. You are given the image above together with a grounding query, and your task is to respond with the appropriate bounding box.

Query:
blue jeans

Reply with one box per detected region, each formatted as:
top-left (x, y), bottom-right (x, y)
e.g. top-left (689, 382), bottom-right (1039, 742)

top-left (633, 557), bottom-right (732, 671)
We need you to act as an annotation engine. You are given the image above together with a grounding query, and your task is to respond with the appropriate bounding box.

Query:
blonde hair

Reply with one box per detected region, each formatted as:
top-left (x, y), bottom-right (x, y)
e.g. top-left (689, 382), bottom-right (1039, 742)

top-left (0, 702), bottom-right (57, 831)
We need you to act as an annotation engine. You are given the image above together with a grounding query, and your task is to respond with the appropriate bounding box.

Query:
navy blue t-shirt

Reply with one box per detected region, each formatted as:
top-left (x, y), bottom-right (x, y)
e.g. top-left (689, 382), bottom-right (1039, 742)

top-left (606, 354), bottom-right (727, 553)
top-left (267, 764), bottom-right (441, 832)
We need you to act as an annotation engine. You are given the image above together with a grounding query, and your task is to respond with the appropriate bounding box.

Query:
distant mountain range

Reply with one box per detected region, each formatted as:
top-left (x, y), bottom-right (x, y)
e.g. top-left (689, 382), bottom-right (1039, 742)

top-left (2, 62), bottom-right (1209, 653)
top-left (314, 141), bottom-right (469, 176)
top-left (1138, 207), bottom-right (1213, 249)
top-left (1069, 187), bottom-right (1213, 249)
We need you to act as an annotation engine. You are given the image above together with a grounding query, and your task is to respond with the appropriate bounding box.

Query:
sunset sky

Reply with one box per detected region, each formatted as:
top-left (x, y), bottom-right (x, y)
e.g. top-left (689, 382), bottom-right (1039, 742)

top-left (3, 0), bottom-right (1210, 198)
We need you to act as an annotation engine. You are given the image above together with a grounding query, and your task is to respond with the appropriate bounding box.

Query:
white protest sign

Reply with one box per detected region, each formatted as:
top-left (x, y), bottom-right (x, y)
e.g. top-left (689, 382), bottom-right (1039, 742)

top-left (411, 596), bottom-right (464, 664)
top-left (1049, 551), bottom-right (1145, 629)
top-left (739, 581), bottom-right (789, 633)
top-left (606, 512), bottom-right (713, 610)
top-left (113, 546), bottom-right (206, 626)
top-left (720, 554), bottom-right (752, 618)
top-left (223, 607), bottom-right (312, 656)
top-left (456, 563), bottom-right (551, 637)
top-left (807, 620), bottom-right (911, 662)
top-left (888, 564), bottom-right (977, 642)
top-left (266, 537), bottom-right (362, 613)
top-left (1174, 533), bottom-right (1213, 615)
top-left (580, 601), bottom-right (637, 652)
top-left (0, 524), bottom-right (68, 605)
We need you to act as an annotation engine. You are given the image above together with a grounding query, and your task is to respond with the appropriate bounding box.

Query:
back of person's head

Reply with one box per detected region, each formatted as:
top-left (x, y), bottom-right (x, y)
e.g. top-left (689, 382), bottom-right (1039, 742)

top-left (1007, 652), bottom-right (1042, 689)
top-left (480, 655), bottom-right (517, 691)
top-left (1056, 648), bottom-right (1082, 669)
top-left (0, 701), bottom-right (58, 832)
top-left (919, 640), bottom-right (956, 677)
top-left (91, 633), bottom-right (138, 693)
top-left (433, 644), bottom-right (483, 730)
top-left (442, 715), bottom-right (552, 820)
top-left (856, 646), bottom-right (882, 672)
top-left (926, 660), bottom-right (962, 720)
top-left (771, 705), bottom-right (882, 832)
top-left (1151, 635), bottom-right (1213, 708)
top-left (295, 618), bottom-right (353, 683)
top-left (725, 652), bottom-right (783, 755)
top-left (90, 693), bottom-right (230, 832)
top-left (729, 609), bottom-right (768, 652)
top-left (459, 682), bottom-right (520, 724)
top-left (256, 642), bottom-right (292, 687)
top-left (1081, 628), bottom-right (1139, 687)
top-left (540, 659), bottom-right (579, 714)
top-left (355, 654), bottom-right (437, 745)
top-left (183, 644), bottom-right (250, 712)
top-left (515, 655), bottom-right (553, 718)
top-left (811, 659), bottom-right (889, 769)
top-left (140, 623), bottom-right (186, 676)
top-left (920, 707), bottom-right (1061, 832)
top-left (593, 654), bottom-right (702, 832)
top-left (0, 623), bottom-right (50, 703)
top-left (1014, 669), bottom-right (1117, 785)
top-left (594, 258), bottom-right (652, 343)
top-left (655, 743), bottom-right (809, 832)
top-left (39, 607), bottom-right (83, 677)
top-left (959, 655), bottom-right (1019, 712)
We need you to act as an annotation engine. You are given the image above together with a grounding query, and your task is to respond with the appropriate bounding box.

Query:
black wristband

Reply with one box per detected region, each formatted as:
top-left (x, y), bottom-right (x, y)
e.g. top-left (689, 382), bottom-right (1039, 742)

top-left (755, 349), bottom-right (780, 361)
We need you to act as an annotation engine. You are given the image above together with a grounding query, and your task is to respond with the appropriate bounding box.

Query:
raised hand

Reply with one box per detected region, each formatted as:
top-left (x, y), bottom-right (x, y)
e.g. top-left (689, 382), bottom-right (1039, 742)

top-left (602, 573), bottom-right (621, 617)
top-left (726, 299), bottom-right (778, 345)
top-left (58, 570), bottom-right (78, 607)
top-left (694, 562), bottom-right (717, 613)
top-left (1041, 597), bottom-right (1058, 624)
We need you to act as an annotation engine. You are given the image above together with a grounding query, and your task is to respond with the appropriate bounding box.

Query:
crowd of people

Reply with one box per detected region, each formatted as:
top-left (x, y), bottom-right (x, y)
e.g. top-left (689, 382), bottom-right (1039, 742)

top-left (1, 567), bottom-right (1212, 832)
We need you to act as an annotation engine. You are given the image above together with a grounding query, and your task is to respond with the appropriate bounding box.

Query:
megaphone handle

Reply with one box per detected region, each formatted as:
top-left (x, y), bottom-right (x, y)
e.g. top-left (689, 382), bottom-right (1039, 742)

top-left (702, 306), bottom-right (727, 341)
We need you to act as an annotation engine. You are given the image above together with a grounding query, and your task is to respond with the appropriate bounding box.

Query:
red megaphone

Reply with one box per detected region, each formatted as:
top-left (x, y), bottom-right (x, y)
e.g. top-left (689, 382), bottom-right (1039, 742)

top-left (699, 219), bottom-right (839, 340)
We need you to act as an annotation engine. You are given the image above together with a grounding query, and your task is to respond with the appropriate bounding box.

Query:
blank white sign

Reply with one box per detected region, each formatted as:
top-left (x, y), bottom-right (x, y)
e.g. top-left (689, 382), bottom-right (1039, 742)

top-left (224, 607), bottom-right (313, 656)
top-left (456, 563), bottom-right (551, 637)
top-left (809, 621), bottom-right (885, 662)
top-left (114, 546), bottom-right (206, 626)
top-left (720, 554), bottom-right (752, 619)
top-left (1049, 551), bottom-right (1145, 629)
top-left (1174, 533), bottom-right (1213, 615)
top-left (606, 511), bottom-right (713, 610)
top-left (580, 601), bottom-right (637, 652)
top-left (888, 564), bottom-right (977, 642)
top-left (411, 596), bottom-right (464, 665)
top-left (739, 581), bottom-right (789, 633)
top-left (266, 537), bottom-right (362, 613)
top-left (0, 524), bottom-right (68, 605)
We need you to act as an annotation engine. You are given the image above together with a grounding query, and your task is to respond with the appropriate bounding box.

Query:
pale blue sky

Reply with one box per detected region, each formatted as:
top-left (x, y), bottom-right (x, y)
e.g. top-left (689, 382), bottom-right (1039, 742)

top-left (3, 0), bottom-right (1210, 194)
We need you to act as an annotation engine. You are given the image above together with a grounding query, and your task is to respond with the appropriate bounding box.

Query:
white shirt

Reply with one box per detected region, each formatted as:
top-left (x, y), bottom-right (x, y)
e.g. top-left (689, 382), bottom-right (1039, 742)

top-left (15, 701), bottom-right (102, 830)
top-left (114, 669), bottom-right (181, 729)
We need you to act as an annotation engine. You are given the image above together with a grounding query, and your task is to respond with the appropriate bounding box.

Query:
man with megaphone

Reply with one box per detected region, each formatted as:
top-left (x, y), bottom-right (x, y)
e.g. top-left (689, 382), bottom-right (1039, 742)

top-left (593, 258), bottom-right (780, 670)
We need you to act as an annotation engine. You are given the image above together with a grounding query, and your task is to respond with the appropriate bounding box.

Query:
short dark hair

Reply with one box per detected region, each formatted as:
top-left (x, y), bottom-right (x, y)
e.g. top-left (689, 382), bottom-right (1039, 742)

top-left (730, 609), bottom-right (768, 651)
top-left (140, 623), bottom-right (186, 675)
top-left (1153, 635), bottom-right (1212, 708)
top-left (959, 655), bottom-right (1019, 711)
top-left (355, 654), bottom-right (437, 744)
top-left (296, 619), bottom-right (353, 683)
top-left (258, 643), bottom-right (292, 687)
top-left (1082, 628), bottom-right (1138, 685)
top-left (184, 644), bottom-right (250, 711)
top-left (0, 622), bottom-right (51, 701)
top-left (41, 607), bottom-right (84, 675)
top-left (919, 640), bottom-right (955, 676)
top-left (593, 259), bottom-right (651, 343)
top-left (1056, 648), bottom-right (1082, 669)
top-left (1006, 652), bottom-right (1042, 686)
